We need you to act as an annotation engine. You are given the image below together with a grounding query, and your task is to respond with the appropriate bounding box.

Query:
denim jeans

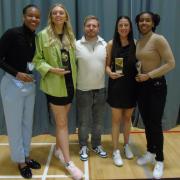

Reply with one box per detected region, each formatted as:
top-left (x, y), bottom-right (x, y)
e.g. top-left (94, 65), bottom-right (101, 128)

top-left (1, 73), bottom-right (35, 163)
top-left (76, 88), bottom-right (106, 148)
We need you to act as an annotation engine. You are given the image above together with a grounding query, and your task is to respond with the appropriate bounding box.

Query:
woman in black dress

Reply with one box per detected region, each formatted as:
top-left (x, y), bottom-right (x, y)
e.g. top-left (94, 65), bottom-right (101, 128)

top-left (106, 16), bottom-right (137, 166)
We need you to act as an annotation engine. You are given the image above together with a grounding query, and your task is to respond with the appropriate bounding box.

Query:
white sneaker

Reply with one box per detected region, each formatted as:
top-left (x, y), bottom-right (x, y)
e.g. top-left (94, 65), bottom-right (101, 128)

top-left (66, 161), bottom-right (83, 180)
top-left (124, 144), bottom-right (134, 159)
top-left (153, 161), bottom-right (164, 179)
top-left (113, 149), bottom-right (123, 166)
top-left (92, 145), bottom-right (108, 158)
top-left (137, 151), bottom-right (155, 166)
top-left (79, 146), bottom-right (88, 161)
top-left (54, 146), bottom-right (65, 164)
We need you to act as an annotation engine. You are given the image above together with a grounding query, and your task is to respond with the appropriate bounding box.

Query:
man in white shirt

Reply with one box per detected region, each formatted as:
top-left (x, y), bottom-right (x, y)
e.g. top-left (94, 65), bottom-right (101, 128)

top-left (76, 15), bottom-right (107, 161)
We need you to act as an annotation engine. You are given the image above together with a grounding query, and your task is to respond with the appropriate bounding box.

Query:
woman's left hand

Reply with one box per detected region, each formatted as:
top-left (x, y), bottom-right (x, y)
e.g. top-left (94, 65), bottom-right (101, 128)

top-left (49, 67), bottom-right (70, 75)
top-left (135, 73), bottom-right (150, 82)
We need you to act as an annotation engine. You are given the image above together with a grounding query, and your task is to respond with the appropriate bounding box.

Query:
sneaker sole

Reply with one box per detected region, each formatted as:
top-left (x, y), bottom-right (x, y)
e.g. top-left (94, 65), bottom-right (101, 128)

top-left (125, 156), bottom-right (134, 160)
top-left (114, 162), bottom-right (123, 167)
top-left (80, 157), bottom-right (88, 161)
top-left (137, 160), bottom-right (155, 166)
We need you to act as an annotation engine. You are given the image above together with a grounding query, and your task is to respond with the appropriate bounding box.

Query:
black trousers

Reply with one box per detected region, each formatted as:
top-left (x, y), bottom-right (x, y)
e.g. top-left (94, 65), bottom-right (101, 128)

top-left (137, 77), bottom-right (167, 161)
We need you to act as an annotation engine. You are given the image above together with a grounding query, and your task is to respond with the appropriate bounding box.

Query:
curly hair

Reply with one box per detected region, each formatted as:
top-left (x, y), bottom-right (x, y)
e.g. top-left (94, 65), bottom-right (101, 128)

top-left (135, 11), bottom-right (160, 32)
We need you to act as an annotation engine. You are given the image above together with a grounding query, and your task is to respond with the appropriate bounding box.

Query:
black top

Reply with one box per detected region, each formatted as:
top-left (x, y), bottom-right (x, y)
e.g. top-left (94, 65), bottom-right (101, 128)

top-left (0, 24), bottom-right (36, 76)
top-left (107, 44), bottom-right (137, 108)
top-left (111, 44), bottom-right (137, 77)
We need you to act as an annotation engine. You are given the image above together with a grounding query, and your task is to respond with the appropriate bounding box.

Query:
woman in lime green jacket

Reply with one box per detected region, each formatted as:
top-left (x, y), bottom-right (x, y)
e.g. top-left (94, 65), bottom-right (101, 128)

top-left (33, 4), bottom-right (83, 180)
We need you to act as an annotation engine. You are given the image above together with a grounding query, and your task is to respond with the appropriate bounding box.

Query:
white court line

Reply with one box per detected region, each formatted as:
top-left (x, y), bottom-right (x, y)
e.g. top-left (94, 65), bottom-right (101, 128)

top-left (0, 142), bottom-right (89, 179)
top-left (84, 160), bottom-right (89, 180)
top-left (0, 175), bottom-right (42, 179)
top-left (42, 144), bottom-right (54, 180)
top-left (0, 174), bottom-right (84, 179)
top-left (0, 142), bottom-right (79, 146)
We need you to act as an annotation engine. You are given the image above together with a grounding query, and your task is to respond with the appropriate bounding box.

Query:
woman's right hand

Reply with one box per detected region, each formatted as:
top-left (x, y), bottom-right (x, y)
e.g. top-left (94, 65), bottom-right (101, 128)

top-left (16, 72), bottom-right (34, 82)
top-left (49, 68), bottom-right (70, 75)
top-left (108, 71), bottom-right (124, 79)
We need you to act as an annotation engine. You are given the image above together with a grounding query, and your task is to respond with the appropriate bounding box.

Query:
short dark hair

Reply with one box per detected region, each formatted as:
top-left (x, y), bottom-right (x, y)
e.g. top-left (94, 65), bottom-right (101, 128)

top-left (135, 11), bottom-right (160, 32)
top-left (23, 4), bottom-right (39, 15)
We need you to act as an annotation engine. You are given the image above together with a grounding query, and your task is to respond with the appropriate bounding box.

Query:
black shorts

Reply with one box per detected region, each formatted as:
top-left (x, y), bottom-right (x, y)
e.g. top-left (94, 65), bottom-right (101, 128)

top-left (46, 87), bottom-right (74, 105)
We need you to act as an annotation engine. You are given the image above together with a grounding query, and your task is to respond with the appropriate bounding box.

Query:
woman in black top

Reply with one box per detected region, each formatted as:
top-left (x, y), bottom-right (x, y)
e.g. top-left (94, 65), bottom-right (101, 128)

top-left (106, 16), bottom-right (137, 166)
top-left (0, 4), bottom-right (40, 178)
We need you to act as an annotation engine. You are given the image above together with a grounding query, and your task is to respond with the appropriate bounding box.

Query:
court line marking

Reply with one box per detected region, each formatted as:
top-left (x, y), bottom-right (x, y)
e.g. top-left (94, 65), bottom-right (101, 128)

top-left (0, 142), bottom-right (89, 179)
top-left (0, 175), bottom-right (76, 179)
top-left (42, 144), bottom-right (54, 180)
top-left (0, 142), bottom-right (79, 146)
top-left (84, 160), bottom-right (89, 180)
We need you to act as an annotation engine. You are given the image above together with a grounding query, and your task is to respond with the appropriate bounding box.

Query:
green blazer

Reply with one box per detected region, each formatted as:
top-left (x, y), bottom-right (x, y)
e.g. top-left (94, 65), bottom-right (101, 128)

top-left (33, 28), bottom-right (77, 97)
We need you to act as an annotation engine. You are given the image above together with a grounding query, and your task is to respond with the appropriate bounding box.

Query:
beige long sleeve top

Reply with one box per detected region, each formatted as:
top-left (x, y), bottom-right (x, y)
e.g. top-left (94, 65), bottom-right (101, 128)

top-left (136, 31), bottom-right (175, 79)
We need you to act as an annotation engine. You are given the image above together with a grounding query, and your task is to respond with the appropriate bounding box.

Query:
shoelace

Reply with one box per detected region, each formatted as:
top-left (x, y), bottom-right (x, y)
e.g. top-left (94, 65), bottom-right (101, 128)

top-left (96, 146), bottom-right (104, 153)
top-left (142, 153), bottom-right (149, 159)
top-left (114, 153), bottom-right (121, 159)
top-left (155, 163), bottom-right (162, 170)
top-left (80, 147), bottom-right (88, 154)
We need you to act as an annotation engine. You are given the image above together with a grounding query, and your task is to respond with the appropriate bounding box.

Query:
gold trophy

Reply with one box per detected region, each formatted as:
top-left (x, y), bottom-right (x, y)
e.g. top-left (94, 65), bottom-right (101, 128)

top-left (136, 61), bottom-right (142, 75)
top-left (115, 57), bottom-right (123, 74)
top-left (60, 51), bottom-right (69, 70)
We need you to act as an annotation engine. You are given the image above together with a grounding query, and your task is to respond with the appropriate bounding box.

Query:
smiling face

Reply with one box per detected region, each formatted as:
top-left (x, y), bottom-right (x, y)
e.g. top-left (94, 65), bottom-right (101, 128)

top-left (51, 6), bottom-right (67, 27)
top-left (138, 13), bottom-right (154, 35)
top-left (84, 18), bottom-right (99, 40)
top-left (118, 18), bottom-right (130, 38)
top-left (23, 7), bottom-right (40, 32)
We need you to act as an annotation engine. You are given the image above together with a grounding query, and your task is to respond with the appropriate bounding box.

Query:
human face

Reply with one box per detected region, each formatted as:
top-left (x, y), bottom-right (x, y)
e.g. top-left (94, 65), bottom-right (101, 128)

top-left (138, 13), bottom-right (154, 35)
top-left (51, 6), bottom-right (67, 27)
top-left (118, 18), bottom-right (130, 38)
top-left (84, 19), bottom-right (99, 40)
top-left (23, 7), bottom-right (40, 32)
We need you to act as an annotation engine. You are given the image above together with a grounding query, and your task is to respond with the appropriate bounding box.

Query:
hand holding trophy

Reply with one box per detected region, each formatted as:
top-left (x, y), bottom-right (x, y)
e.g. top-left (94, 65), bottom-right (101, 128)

top-left (115, 57), bottom-right (123, 74)
top-left (27, 62), bottom-right (35, 82)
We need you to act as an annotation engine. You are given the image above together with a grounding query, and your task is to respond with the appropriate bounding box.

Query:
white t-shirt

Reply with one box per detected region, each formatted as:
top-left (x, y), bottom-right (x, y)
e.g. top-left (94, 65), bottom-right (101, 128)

top-left (76, 36), bottom-right (107, 91)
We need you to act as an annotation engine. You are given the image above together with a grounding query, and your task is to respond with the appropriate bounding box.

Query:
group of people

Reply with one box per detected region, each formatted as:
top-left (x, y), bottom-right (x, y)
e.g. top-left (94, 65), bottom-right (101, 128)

top-left (0, 3), bottom-right (175, 180)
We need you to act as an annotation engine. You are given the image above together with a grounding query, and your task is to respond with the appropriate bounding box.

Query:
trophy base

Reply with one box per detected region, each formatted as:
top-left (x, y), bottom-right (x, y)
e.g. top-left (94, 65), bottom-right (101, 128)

top-left (116, 70), bottom-right (123, 74)
top-left (60, 66), bottom-right (69, 71)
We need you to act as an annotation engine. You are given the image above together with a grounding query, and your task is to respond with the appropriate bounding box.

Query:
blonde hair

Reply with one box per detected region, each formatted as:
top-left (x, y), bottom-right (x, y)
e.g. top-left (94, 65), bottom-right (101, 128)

top-left (47, 3), bottom-right (75, 49)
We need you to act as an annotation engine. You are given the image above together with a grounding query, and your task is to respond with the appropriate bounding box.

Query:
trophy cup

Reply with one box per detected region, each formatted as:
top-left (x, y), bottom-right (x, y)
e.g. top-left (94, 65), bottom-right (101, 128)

top-left (27, 62), bottom-right (34, 73)
top-left (60, 51), bottom-right (69, 70)
top-left (27, 62), bottom-right (35, 82)
top-left (115, 57), bottom-right (123, 74)
top-left (136, 61), bottom-right (142, 75)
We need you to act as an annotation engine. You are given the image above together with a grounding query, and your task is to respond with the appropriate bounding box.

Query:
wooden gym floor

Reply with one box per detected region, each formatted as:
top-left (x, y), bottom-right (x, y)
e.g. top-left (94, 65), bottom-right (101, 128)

top-left (0, 126), bottom-right (180, 180)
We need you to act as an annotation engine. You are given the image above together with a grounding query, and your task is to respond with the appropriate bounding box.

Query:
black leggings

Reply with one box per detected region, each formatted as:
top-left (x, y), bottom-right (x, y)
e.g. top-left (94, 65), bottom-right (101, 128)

top-left (137, 77), bottom-right (167, 161)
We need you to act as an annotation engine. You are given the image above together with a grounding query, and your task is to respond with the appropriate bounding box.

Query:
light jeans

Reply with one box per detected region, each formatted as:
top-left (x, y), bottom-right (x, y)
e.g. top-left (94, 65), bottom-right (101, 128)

top-left (0, 73), bottom-right (35, 163)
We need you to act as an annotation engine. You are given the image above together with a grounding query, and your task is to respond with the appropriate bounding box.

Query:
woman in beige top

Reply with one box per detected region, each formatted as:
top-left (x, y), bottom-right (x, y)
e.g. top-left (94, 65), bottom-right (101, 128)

top-left (135, 11), bottom-right (175, 179)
